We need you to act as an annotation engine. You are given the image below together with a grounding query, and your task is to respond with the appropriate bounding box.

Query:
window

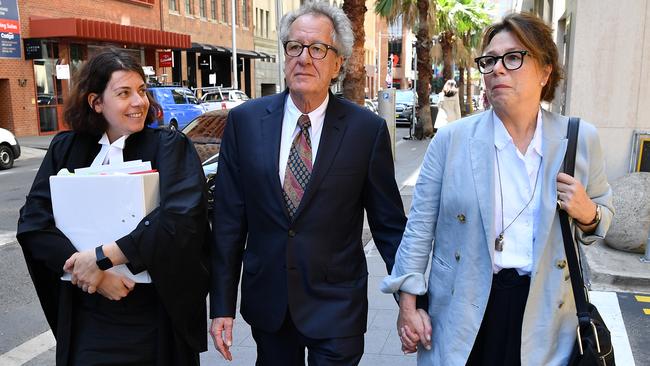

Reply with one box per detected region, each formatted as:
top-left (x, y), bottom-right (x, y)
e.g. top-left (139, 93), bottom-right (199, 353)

top-left (221, 0), bottom-right (227, 22)
top-left (265, 10), bottom-right (269, 38)
top-left (199, 0), bottom-right (206, 17)
top-left (169, 0), bottom-right (178, 11)
top-left (172, 89), bottom-right (187, 104)
top-left (235, 0), bottom-right (239, 25)
top-left (185, 0), bottom-right (193, 15)
top-left (242, 0), bottom-right (248, 27)
top-left (210, 0), bottom-right (216, 19)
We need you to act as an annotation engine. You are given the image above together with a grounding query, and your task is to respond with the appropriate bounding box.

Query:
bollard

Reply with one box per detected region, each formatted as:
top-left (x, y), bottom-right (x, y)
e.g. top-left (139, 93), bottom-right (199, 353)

top-left (641, 235), bottom-right (650, 263)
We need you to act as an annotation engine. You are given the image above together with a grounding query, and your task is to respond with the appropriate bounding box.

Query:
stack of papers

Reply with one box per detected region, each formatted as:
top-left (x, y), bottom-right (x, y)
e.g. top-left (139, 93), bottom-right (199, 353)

top-left (51, 161), bottom-right (160, 283)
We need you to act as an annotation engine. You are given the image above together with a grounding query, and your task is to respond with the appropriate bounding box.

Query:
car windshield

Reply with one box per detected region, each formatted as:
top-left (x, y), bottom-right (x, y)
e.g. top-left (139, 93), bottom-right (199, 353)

top-left (395, 90), bottom-right (414, 104)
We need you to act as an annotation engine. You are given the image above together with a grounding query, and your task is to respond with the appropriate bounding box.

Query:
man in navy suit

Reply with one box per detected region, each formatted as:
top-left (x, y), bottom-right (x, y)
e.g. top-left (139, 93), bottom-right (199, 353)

top-left (209, 2), bottom-right (407, 364)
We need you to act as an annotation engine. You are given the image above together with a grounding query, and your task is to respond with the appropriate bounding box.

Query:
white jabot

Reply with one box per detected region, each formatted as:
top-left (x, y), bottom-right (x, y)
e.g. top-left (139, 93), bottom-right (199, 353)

top-left (90, 133), bottom-right (130, 166)
top-left (278, 94), bottom-right (328, 186)
top-left (492, 109), bottom-right (543, 275)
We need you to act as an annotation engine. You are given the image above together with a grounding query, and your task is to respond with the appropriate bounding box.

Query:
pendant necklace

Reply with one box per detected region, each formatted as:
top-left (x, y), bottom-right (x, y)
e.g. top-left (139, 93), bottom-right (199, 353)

top-left (494, 147), bottom-right (542, 252)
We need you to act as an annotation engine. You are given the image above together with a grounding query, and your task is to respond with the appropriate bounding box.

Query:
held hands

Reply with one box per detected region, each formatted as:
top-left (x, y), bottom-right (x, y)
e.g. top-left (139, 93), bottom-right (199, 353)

top-left (397, 293), bottom-right (432, 354)
top-left (556, 173), bottom-right (598, 228)
top-left (210, 317), bottom-right (234, 361)
top-left (63, 249), bottom-right (104, 293)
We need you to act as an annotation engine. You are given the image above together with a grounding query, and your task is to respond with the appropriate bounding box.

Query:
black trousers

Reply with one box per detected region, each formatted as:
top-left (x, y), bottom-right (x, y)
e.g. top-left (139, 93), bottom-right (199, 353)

top-left (251, 311), bottom-right (364, 366)
top-left (68, 283), bottom-right (198, 366)
top-left (466, 268), bottom-right (531, 366)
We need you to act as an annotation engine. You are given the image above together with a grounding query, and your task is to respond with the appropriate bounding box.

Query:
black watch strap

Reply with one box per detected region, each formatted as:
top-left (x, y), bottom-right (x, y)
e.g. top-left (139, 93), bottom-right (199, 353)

top-left (95, 245), bottom-right (113, 271)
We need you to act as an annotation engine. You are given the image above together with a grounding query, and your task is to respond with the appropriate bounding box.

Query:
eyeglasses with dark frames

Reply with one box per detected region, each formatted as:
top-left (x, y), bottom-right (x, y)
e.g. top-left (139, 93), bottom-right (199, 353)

top-left (474, 50), bottom-right (529, 74)
top-left (283, 41), bottom-right (338, 60)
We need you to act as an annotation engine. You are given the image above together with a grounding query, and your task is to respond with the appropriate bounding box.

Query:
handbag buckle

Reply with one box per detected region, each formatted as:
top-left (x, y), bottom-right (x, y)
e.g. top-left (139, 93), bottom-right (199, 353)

top-left (576, 320), bottom-right (601, 355)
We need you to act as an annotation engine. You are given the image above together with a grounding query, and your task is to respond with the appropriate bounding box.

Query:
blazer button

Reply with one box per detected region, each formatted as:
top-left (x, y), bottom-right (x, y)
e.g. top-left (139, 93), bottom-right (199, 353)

top-left (456, 214), bottom-right (466, 223)
top-left (144, 220), bottom-right (150, 226)
top-left (455, 252), bottom-right (461, 262)
top-left (288, 229), bottom-right (296, 237)
top-left (556, 259), bottom-right (567, 269)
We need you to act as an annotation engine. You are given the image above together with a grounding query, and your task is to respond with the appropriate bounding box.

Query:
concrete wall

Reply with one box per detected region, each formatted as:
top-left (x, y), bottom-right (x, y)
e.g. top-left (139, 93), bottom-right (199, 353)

top-left (564, 0), bottom-right (650, 181)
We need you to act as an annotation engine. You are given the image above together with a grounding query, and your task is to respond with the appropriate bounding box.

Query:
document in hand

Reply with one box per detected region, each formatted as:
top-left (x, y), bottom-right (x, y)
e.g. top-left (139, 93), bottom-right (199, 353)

top-left (50, 172), bottom-right (160, 283)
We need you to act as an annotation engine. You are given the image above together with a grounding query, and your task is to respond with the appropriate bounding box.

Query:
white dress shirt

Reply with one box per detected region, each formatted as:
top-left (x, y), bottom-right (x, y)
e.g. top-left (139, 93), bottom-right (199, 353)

top-left (90, 133), bottom-right (129, 166)
top-left (492, 110), bottom-right (543, 275)
top-left (278, 94), bottom-right (328, 186)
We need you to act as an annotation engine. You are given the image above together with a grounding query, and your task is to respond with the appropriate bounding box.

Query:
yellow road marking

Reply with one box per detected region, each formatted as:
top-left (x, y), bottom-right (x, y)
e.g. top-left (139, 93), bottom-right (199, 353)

top-left (635, 295), bottom-right (650, 303)
top-left (644, 309), bottom-right (650, 315)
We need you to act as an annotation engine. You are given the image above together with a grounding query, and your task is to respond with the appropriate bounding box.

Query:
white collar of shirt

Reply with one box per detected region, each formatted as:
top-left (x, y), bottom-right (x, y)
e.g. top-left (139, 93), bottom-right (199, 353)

top-left (493, 109), bottom-right (543, 158)
top-left (90, 133), bottom-right (130, 166)
top-left (278, 93), bottom-right (329, 185)
top-left (491, 108), bottom-right (544, 275)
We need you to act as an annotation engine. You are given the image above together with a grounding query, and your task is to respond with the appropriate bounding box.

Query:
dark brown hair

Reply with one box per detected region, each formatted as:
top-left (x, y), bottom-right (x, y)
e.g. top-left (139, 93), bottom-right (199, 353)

top-left (64, 48), bottom-right (161, 134)
top-left (480, 12), bottom-right (564, 102)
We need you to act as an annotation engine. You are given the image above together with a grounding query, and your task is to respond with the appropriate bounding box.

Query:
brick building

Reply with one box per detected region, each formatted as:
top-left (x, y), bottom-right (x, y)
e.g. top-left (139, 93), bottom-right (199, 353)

top-left (1, 0), bottom-right (259, 137)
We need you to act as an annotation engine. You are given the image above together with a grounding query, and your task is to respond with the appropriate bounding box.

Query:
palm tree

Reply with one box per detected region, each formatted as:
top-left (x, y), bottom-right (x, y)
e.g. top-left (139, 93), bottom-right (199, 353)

top-left (376, 0), bottom-right (436, 139)
top-left (435, 0), bottom-right (491, 85)
top-left (342, 0), bottom-right (368, 105)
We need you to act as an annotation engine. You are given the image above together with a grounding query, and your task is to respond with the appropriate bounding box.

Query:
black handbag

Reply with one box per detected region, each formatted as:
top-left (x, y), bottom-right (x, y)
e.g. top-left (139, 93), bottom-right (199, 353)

top-left (561, 117), bottom-right (615, 366)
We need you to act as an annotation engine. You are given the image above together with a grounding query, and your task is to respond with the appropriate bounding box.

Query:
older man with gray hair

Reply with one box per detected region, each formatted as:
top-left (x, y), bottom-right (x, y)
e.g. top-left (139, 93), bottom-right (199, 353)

top-left (208, 1), bottom-right (407, 364)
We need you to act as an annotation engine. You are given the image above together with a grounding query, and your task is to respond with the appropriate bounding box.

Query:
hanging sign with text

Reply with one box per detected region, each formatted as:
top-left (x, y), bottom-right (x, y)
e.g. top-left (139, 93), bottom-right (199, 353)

top-left (0, 0), bottom-right (21, 59)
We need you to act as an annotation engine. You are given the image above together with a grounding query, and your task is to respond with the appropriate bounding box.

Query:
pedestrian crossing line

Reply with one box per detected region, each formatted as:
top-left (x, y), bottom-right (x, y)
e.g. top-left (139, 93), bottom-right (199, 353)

top-left (635, 295), bottom-right (650, 303)
top-left (0, 330), bottom-right (55, 366)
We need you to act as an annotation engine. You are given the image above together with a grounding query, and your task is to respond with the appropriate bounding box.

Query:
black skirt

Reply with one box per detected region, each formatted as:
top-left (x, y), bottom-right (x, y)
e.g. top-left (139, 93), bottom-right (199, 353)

top-left (466, 268), bottom-right (531, 366)
top-left (65, 282), bottom-right (198, 366)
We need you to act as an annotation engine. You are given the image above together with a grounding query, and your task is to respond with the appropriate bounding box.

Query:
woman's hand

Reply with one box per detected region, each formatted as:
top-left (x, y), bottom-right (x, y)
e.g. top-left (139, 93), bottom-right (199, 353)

top-left (397, 293), bottom-right (432, 353)
top-left (557, 173), bottom-right (598, 230)
top-left (63, 250), bottom-right (104, 293)
top-left (96, 271), bottom-right (135, 300)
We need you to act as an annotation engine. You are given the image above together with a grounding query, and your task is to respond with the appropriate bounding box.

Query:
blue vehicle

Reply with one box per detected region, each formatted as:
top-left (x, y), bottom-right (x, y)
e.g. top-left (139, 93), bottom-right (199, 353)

top-left (148, 86), bottom-right (206, 130)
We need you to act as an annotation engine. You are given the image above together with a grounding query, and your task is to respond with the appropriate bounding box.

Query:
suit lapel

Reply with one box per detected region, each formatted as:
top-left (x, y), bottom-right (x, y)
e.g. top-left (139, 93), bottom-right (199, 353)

top-left (292, 94), bottom-right (347, 220)
top-left (261, 91), bottom-right (290, 220)
top-left (469, 112), bottom-right (496, 260)
top-left (532, 110), bottom-right (569, 273)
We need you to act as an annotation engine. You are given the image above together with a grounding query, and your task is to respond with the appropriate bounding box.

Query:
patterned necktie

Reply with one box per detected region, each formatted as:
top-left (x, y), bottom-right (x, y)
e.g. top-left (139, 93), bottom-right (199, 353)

top-left (283, 114), bottom-right (312, 219)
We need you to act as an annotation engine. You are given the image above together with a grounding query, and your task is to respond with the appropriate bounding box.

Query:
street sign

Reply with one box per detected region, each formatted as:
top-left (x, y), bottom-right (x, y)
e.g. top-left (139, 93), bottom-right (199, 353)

top-left (0, 0), bottom-right (22, 59)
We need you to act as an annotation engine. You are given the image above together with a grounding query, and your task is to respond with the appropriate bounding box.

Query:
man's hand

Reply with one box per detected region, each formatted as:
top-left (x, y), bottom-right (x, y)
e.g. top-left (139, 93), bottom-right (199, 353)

top-left (96, 272), bottom-right (135, 300)
top-left (210, 317), bottom-right (234, 361)
top-left (397, 292), bottom-right (432, 353)
top-left (63, 250), bottom-right (104, 293)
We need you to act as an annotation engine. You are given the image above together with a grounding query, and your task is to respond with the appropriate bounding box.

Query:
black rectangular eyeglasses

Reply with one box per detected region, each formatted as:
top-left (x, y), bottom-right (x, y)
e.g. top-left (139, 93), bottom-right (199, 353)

top-left (474, 50), bottom-right (528, 74)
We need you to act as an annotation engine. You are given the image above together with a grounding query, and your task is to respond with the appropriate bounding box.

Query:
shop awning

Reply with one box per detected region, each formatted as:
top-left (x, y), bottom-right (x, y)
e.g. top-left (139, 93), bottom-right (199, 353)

top-left (189, 42), bottom-right (268, 59)
top-left (29, 17), bottom-right (191, 49)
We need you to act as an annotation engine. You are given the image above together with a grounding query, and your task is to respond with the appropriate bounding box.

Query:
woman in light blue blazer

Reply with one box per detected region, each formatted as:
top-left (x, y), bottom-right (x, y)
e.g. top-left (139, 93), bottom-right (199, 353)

top-left (381, 13), bottom-right (613, 366)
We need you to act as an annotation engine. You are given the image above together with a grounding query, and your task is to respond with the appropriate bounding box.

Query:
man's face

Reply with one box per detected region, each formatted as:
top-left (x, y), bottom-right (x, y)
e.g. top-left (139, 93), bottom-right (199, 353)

top-left (284, 14), bottom-right (343, 103)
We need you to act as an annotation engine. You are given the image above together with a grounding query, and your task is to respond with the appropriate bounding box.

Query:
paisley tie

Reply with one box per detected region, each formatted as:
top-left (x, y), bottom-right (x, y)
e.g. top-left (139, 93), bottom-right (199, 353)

top-left (282, 114), bottom-right (312, 219)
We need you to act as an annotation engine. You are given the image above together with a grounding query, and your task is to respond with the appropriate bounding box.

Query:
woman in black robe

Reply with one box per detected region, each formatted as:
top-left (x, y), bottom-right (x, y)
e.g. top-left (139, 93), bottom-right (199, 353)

top-left (17, 49), bottom-right (209, 365)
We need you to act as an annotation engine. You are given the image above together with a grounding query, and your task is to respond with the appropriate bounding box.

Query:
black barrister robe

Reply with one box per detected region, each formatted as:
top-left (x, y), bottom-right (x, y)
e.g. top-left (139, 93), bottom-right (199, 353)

top-left (16, 127), bottom-right (210, 365)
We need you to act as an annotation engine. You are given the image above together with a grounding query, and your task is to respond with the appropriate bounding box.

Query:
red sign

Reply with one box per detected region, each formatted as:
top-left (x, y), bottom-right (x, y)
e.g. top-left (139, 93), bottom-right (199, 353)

top-left (159, 51), bottom-right (173, 67)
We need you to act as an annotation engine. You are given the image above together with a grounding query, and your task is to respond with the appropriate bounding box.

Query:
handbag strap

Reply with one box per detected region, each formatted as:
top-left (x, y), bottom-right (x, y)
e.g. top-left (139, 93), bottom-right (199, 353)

top-left (559, 117), bottom-right (591, 324)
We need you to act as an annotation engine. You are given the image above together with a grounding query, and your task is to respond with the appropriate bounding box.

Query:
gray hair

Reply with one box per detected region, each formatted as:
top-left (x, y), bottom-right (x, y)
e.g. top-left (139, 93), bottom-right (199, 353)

top-left (279, 1), bottom-right (353, 83)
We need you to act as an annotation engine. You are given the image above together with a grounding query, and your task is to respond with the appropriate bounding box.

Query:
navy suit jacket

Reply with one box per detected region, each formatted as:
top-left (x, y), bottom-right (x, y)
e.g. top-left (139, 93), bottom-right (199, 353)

top-left (210, 91), bottom-right (407, 339)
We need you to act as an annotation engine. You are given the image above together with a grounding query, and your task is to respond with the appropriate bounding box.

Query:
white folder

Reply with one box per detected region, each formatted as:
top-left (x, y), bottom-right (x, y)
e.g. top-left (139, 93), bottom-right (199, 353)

top-left (50, 173), bottom-right (160, 283)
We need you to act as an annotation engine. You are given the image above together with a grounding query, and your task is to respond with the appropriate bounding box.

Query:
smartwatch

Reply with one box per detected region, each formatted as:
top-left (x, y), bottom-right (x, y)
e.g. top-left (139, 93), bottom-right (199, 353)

top-left (95, 245), bottom-right (113, 271)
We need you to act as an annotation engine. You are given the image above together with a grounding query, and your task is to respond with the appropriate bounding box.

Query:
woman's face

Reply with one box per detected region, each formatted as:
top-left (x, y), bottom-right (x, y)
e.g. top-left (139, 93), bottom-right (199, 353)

top-left (89, 70), bottom-right (149, 142)
top-left (482, 31), bottom-right (551, 112)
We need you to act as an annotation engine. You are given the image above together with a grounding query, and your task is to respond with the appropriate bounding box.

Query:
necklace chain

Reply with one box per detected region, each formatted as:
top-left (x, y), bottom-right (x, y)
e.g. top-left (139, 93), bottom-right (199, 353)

top-left (494, 147), bottom-right (542, 251)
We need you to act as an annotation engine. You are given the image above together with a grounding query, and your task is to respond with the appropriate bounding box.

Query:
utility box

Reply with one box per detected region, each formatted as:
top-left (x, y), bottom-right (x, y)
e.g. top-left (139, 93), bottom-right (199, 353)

top-left (378, 89), bottom-right (396, 159)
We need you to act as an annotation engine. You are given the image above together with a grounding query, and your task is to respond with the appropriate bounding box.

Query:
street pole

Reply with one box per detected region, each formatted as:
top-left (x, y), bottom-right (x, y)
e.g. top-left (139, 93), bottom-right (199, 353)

top-left (275, 0), bottom-right (284, 91)
top-left (231, 0), bottom-right (238, 90)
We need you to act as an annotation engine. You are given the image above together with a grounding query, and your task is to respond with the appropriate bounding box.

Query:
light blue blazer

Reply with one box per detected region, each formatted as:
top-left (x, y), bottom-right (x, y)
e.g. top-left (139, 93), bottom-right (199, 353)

top-left (382, 109), bottom-right (613, 366)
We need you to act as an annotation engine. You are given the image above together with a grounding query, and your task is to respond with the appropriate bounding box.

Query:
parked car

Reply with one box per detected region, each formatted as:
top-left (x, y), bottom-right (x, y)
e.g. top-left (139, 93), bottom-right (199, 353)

top-left (395, 89), bottom-right (416, 126)
top-left (0, 128), bottom-right (21, 169)
top-left (364, 99), bottom-right (378, 114)
top-left (181, 109), bottom-right (229, 213)
top-left (200, 88), bottom-right (250, 111)
top-left (147, 86), bottom-right (206, 130)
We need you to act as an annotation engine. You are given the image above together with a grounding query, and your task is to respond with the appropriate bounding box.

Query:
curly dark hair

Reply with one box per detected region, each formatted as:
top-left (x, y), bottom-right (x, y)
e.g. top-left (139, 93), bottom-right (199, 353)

top-left (480, 12), bottom-right (564, 102)
top-left (64, 48), bottom-right (161, 134)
